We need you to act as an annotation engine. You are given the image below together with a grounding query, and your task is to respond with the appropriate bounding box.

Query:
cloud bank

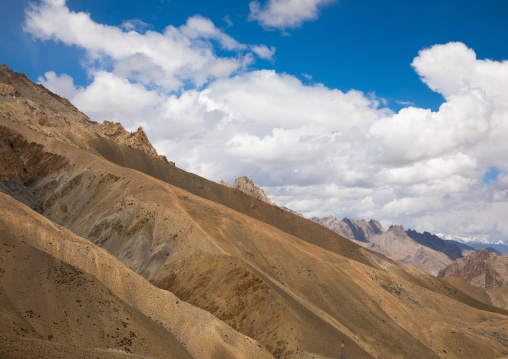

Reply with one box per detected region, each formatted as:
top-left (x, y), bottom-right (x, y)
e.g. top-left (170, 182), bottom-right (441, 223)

top-left (27, 1), bottom-right (508, 242)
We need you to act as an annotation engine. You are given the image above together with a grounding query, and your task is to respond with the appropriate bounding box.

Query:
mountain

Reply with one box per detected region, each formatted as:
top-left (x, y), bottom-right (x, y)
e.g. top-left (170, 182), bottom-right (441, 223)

top-left (443, 239), bottom-right (477, 254)
top-left (440, 234), bottom-right (508, 253)
top-left (2, 64), bottom-right (508, 358)
top-left (361, 225), bottom-right (453, 276)
top-left (457, 241), bottom-right (508, 254)
top-left (311, 216), bottom-right (383, 243)
top-left (405, 229), bottom-right (465, 260)
top-left (311, 216), bottom-right (462, 275)
top-left (438, 249), bottom-right (508, 310)
top-left (220, 176), bottom-right (275, 205)
top-left (438, 248), bottom-right (508, 289)
top-left (440, 234), bottom-right (493, 244)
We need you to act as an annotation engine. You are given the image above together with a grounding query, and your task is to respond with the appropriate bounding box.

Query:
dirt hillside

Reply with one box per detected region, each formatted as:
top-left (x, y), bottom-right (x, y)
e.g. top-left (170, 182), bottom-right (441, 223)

top-left (0, 192), bottom-right (272, 359)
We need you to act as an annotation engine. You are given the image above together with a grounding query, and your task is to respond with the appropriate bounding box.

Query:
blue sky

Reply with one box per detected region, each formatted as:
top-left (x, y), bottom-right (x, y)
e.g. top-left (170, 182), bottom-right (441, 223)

top-left (5, 0), bottom-right (508, 111)
top-left (2, 0), bottom-right (508, 243)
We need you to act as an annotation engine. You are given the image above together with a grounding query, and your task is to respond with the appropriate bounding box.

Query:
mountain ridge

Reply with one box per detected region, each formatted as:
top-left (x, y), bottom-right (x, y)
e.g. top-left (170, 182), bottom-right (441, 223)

top-left (2, 64), bottom-right (508, 358)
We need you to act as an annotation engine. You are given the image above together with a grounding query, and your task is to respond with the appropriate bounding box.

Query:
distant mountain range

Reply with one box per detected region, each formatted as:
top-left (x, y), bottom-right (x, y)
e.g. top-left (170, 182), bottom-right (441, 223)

top-left (439, 233), bottom-right (508, 250)
top-left (445, 240), bottom-right (508, 254)
top-left (309, 216), bottom-right (480, 276)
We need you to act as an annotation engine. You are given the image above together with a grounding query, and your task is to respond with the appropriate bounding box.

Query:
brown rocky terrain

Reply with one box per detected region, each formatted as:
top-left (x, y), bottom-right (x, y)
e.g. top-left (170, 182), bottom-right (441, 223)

top-left (0, 333), bottom-right (160, 359)
top-left (438, 248), bottom-right (508, 310)
top-left (2, 64), bottom-right (508, 358)
top-left (96, 121), bottom-right (167, 161)
top-left (0, 64), bottom-right (163, 162)
top-left (438, 248), bottom-right (508, 289)
top-left (221, 176), bottom-right (276, 205)
top-left (0, 193), bottom-right (271, 359)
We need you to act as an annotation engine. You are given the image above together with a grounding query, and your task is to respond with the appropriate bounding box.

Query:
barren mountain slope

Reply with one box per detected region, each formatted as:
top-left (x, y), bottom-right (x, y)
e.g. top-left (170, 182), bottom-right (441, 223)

top-left (0, 64), bottom-right (163, 162)
top-left (439, 248), bottom-right (508, 310)
top-left (0, 227), bottom-right (192, 359)
top-left (3, 110), bottom-right (508, 358)
top-left (0, 333), bottom-right (163, 359)
top-left (440, 277), bottom-right (494, 307)
top-left (0, 193), bottom-right (272, 359)
top-left (488, 286), bottom-right (508, 311)
top-left (0, 119), bottom-right (375, 358)
top-left (2, 65), bottom-right (508, 358)
top-left (0, 64), bottom-right (371, 268)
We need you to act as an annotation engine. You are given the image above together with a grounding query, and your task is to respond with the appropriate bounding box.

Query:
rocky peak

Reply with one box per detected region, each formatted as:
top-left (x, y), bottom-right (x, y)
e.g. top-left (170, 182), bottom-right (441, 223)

top-left (0, 65), bottom-right (169, 163)
top-left (0, 64), bottom-right (83, 118)
top-left (127, 126), bottom-right (156, 156)
top-left (95, 120), bottom-right (126, 140)
top-left (221, 176), bottom-right (275, 205)
top-left (388, 225), bottom-right (406, 237)
top-left (368, 219), bottom-right (383, 234)
top-left (343, 218), bottom-right (370, 242)
top-left (471, 248), bottom-right (493, 260)
top-left (95, 121), bottom-right (167, 161)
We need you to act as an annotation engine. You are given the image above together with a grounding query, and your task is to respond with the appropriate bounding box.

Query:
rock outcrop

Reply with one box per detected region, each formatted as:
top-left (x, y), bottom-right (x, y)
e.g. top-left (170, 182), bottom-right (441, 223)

top-left (96, 121), bottom-right (164, 160)
top-left (438, 248), bottom-right (508, 289)
top-left (0, 82), bottom-right (16, 96)
top-left (0, 64), bottom-right (167, 162)
top-left (438, 248), bottom-right (508, 310)
top-left (221, 176), bottom-right (276, 205)
top-left (219, 180), bottom-right (232, 188)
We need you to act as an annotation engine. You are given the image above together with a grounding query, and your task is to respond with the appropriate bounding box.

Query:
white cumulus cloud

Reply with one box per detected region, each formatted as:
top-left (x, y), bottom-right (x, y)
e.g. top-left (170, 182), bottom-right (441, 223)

top-left (38, 71), bottom-right (80, 99)
top-left (24, 0), bottom-right (272, 92)
top-left (25, 2), bottom-right (508, 244)
top-left (249, 0), bottom-right (335, 30)
top-left (251, 45), bottom-right (276, 60)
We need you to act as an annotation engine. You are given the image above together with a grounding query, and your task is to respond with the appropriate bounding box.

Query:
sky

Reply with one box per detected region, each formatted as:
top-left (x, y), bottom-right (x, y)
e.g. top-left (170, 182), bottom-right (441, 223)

top-left (2, 0), bottom-right (508, 243)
